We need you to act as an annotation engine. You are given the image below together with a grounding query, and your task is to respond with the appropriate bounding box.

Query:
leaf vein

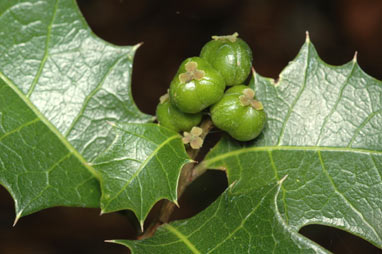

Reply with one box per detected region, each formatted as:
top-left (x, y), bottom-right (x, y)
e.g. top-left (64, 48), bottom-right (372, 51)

top-left (102, 135), bottom-right (179, 211)
top-left (0, 118), bottom-right (40, 142)
top-left (26, 0), bottom-right (59, 97)
top-left (165, 224), bottom-right (201, 254)
top-left (277, 42), bottom-right (311, 145)
top-left (204, 146), bottom-right (382, 168)
top-left (64, 55), bottom-right (127, 137)
top-left (187, 189), bottom-right (225, 238)
top-left (315, 60), bottom-right (357, 145)
top-left (155, 153), bottom-right (173, 200)
top-left (112, 124), bottom-right (161, 146)
top-left (268, 151), bottom-right (289, 224)
top-left (0, 72), bottom-right (101, 180)
top-left (317, 151), bottom-right (382, 242)
top-left (369, 155), bottom-right (382, 182)
top-left (18, 151), bottom-right (72, 216)
top-left (347, 109), bottom-right (382, 147)
top-left (206, 186), bottom-right (276, 253)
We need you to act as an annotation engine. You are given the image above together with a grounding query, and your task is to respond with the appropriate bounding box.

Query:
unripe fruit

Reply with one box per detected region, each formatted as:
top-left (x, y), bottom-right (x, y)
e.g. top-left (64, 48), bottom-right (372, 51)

top-left (210, 85), bottom-right (266, 141)
top-left (156, 94), bottom-right (202, 132)
top-left (169, 57), bottom-right (225, 113)
top-left (200, 32), bottom-right (252, 86)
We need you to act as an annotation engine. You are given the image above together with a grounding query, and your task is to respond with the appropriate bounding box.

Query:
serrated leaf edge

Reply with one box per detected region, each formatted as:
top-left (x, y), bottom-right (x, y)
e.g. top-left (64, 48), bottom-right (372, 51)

top-left (96, 123), bottom-right (193, 228)
top-left (100, 134), bottom-right (181, 213)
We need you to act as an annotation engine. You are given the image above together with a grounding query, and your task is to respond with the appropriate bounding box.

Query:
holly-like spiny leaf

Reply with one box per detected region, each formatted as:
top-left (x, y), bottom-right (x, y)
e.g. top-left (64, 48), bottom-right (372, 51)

top-left (117, 35), bottom-right (382, 252)
top-left (92, 123), bottom-right (192, 228)
top-left (0, 0), bottom-right (152, 220)
top-left (201, 35), bottom-right (382, 250)
top-left (115, 178), bottom-right (330, 254)
top-left (0, 78), bottom-right (100, 222)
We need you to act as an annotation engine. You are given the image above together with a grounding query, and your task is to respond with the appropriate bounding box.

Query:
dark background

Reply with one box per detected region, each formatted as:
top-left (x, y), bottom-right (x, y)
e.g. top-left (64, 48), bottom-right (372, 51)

top-left (1, 0), bottom-right (382, 253)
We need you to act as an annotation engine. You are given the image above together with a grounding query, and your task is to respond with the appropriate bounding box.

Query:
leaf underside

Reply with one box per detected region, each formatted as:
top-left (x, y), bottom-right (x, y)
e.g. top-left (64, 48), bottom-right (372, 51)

top-left (121, 37), bottom-right (382, 252)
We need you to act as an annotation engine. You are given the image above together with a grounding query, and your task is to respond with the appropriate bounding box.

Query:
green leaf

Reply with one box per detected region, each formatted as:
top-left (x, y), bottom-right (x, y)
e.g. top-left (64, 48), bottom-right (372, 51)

top-left (114, 178), bottom-right (329, 253)
top-left (118, 35), bottom-right (382, 252)
top-left (92, 123), bottom-right (192, 227)
top-left (202, 36), bottom-right (382, 249)
top-left (0, 0), bottom-right (152, 220)
top-left (0, 79), bottom-right (100, 222)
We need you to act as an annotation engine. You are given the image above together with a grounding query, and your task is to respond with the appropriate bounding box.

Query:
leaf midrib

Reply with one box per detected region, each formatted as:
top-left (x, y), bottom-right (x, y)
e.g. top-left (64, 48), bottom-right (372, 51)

top-left (204, 145), bottom-right (382, 167)
top-left (64, 55), bottom-right (126, 137)
top-left (165, 224), bottom-right (201, 254)
top-left (0, 72), bottom-right (100, 180)
top-left (26, 0), bottom-right (58, 97)
top-left (205, 184), bottom-right (277, 254)
top-left (276, 39), bottom-right (310, 145)
top-left (315, 59), bottom-right (357, 146)
top-left (318, 151), bottom-right (382, 242)
top-left (101, 134), bottom-right (179, 211)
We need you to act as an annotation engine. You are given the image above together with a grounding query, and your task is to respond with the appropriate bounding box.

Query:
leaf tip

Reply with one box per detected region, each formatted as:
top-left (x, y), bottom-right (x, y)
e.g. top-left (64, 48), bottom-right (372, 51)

top-left (353, 51), bottom-right (358, 63)
top-left (104, 239), bottom-right (115, 243)
top-left (228, 180), bottom-right (238, 189)
top-left (251, 67), bottom-right (258, 82)
top-left (139, 220), bottom-right (145, 232)
top-left (278, 174), bottom-right (288, 185)
top-left (133, 42), bottom-right (144, 51)
top-left (305, 31), bottom-right (310, 43)
top-left (13, 212), bottom-right (22, 227)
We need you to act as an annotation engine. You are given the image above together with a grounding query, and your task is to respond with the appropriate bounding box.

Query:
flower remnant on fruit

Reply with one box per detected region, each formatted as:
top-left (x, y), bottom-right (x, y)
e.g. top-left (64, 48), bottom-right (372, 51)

top-left (159, 92), bottom-right (169, 104)
top-left (212, 32), bottom-right (239, 42)
top-left (182, 127), bottom-right (203, 149)
top-left (239, 88), bottom-right (263, 110)
top-left (179, 61), bottom-right (205, 83)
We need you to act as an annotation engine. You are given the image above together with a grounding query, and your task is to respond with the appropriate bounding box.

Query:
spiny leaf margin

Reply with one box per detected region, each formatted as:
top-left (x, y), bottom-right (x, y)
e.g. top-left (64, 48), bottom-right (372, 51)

top-left (0, 0), bottom-right (153, 221)
top-left (92, 123), bottom-right (192, 227)
top-left (114, 177), bottom-right (329, 254)
top-left (202, 34), bottom-right (382, 249)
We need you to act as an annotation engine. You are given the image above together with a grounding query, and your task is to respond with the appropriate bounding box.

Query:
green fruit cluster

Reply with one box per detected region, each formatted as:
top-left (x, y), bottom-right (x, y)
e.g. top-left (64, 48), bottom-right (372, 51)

top-left (156, 32), bottom-right (266, 144)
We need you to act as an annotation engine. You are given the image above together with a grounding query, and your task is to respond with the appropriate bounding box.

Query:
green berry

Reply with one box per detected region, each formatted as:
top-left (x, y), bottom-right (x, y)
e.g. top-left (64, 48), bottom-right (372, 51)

top-left (156, 94), bottom-right (202, 132)
top-left (169, 57), bottom-right (225, 113)
top-left (200, 32), bottom-right (252, 86)
top-left (210, 85), bottom-right (265, 141)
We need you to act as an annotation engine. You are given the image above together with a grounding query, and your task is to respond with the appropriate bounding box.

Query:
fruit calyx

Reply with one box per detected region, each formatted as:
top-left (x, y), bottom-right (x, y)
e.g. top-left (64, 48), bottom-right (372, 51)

top-left (159, 92), bottom-right (169, 104)
top-left (182, 127), bottom-right (203, 149)
top-left (179, 61), bottom-right (205, 83)
top-left (211, 32), bottom-right (239, 42)
top-left (239, 88), bottom-right (263, 110)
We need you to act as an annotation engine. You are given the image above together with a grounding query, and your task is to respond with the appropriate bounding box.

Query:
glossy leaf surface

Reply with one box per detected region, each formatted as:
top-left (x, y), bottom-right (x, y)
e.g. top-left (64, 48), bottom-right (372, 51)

top-left (120, 36), bottom-right (382, 252)
top-left (0, 0), bottom-right (152, 220)
top-left (93, 123), bottom-right (191, 226)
